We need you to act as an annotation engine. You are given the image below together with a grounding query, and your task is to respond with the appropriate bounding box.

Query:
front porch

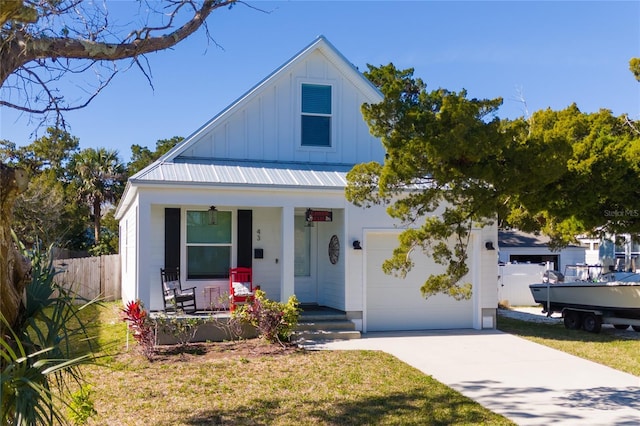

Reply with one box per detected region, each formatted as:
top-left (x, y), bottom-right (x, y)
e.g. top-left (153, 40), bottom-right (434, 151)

top-left (136, 202), bottom-right (349, 314)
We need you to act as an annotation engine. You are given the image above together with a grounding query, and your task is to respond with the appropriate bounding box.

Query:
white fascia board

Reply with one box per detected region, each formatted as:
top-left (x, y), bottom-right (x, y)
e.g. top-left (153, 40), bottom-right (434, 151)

top-left (114, 182), bottom-right (136, 220)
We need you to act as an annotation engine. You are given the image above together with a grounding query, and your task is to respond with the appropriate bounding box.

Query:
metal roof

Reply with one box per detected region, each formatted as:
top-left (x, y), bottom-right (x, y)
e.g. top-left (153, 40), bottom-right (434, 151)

top-left (498, 230), bottom-right (551, 248)
top-left (498, 229), bottom-right (582, 249)
top-left (131, 159), bottom-right (353, 188)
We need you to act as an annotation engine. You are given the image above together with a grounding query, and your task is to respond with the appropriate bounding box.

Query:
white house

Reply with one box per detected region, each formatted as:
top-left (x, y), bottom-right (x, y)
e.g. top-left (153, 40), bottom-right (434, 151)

top-left (115, 36), bottom-right (498, 332)
top-left (498, 229), bottom-right (586, 272)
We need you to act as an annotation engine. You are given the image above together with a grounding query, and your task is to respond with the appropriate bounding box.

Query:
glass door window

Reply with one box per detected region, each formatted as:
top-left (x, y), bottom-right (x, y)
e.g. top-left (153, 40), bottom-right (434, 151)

top-left (295, 215), bottom-right (311, 277)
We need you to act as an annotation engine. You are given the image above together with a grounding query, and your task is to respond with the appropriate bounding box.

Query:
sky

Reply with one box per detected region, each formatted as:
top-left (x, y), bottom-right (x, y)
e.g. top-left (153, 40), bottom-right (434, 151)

top-left (1, 1), bottom-right (639, 163)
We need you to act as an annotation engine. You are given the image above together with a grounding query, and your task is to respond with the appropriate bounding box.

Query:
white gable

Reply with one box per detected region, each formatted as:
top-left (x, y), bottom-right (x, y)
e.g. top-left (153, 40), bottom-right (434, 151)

top-left (166, 36), bottom-right (385, 166)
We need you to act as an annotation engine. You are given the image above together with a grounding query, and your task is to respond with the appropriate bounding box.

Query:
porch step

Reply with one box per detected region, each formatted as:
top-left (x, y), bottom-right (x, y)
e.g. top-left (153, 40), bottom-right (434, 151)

top-left (296, 319), bottom-right (357, 331)
top-left (293, 329), bottom-right (361, 341)
top-left (293, 306), bottom-right (361, 342)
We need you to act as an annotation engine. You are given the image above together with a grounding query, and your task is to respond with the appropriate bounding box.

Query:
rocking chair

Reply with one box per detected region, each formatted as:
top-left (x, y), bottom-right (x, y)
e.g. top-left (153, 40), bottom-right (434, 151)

top-left (161, 267), bottom-right (197, 313)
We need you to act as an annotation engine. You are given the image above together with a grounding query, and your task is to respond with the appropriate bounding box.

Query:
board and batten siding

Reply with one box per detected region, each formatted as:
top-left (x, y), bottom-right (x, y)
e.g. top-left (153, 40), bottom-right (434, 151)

top-left (316, 209), bottom-right (346, 310)
top-left (177, 49), bottom-right (384, 166)
top-left (119, 204), bottom-right (138, 303)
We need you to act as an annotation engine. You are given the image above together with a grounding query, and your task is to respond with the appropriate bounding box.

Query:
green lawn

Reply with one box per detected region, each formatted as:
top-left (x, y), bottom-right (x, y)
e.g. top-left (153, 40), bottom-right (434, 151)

top-left (71, 304), bottom-right (640, 425)
top-left (497, 314), bottom-right (640, 376)
top-left (74, 303), bottom-right (514, 425)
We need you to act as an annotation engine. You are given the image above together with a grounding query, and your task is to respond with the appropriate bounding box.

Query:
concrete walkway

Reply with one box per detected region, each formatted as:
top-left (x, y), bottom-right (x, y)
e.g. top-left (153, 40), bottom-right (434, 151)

top-left (305, 330), bottom-right (640, 425)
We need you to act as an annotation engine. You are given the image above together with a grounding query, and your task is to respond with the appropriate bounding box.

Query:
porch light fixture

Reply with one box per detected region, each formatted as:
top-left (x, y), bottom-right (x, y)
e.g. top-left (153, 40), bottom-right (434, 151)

top-left (304, 208), bottom-right (314, 227)
top-left (352, 240), bottom-right (362, 250)
top-left (485, 241), bottom-right (495, 250)
top-left (208, 206), bottom-right (218, 225)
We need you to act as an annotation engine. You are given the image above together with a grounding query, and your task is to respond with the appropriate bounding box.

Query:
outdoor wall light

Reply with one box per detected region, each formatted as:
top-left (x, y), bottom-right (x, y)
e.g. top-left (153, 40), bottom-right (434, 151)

top-left (485, 241), bottom-right (495, 250)
top-left (353, 240), bottom-right (362, 250)
top-left (208, 206), bottom-right (218, 225)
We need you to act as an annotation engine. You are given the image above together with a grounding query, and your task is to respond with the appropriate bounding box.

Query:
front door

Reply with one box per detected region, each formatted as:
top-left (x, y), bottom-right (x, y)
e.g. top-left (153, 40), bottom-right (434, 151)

top-left (294, 215), bottom-right (317, 303)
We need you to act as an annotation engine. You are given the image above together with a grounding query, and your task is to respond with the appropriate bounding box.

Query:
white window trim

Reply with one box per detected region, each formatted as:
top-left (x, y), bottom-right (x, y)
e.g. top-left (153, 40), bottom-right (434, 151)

top-left (183, 209), bottom-right (235, 280)
top-left (296, 78), bottom-right (338, 153)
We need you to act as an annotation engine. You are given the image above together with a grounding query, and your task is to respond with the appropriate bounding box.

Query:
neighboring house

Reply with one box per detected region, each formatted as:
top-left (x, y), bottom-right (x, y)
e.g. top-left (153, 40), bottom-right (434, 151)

top-left (115, 36), bottom-right (498, 332)
top-left (578, 234), bottom-right (639, 273)
top-left (498, 229), bottom-right (586, 272)
top-left (497, 230), bottom-right (586, 306)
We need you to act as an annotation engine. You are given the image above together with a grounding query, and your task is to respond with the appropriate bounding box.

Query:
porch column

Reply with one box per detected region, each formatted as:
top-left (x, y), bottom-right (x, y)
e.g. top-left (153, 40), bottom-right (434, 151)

top-left (280, 206), bottom-right (295, 302)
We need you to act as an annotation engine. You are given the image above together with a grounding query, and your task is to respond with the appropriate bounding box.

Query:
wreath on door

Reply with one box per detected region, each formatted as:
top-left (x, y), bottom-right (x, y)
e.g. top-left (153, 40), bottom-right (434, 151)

top-left (328, 235), bottom-right (340, 265)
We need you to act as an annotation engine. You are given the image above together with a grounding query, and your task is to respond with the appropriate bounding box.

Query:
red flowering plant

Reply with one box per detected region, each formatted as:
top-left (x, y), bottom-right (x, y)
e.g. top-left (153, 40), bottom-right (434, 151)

top-left (121, 300), bottom-right (155, 360)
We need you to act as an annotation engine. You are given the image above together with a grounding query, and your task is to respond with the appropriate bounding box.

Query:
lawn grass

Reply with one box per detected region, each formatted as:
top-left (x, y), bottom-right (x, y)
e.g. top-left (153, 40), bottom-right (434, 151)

top-left (72, 303), bottom-right (514, 425)
top-left (497, 315), bottom-right (640, 376)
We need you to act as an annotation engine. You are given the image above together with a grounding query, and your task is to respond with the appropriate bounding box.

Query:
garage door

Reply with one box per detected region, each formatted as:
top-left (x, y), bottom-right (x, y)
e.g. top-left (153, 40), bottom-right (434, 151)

top-left (365, 232), bottom-right (473, 331)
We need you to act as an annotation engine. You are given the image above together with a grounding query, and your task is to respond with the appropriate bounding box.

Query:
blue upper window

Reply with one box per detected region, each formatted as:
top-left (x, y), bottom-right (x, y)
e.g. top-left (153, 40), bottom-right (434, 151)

top-left (301, 84), bottom-right (331, 147)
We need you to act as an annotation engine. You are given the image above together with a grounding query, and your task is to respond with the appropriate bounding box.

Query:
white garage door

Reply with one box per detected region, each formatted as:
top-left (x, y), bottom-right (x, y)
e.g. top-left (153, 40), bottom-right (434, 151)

top-left (365, 232), bottom-right (473, 331)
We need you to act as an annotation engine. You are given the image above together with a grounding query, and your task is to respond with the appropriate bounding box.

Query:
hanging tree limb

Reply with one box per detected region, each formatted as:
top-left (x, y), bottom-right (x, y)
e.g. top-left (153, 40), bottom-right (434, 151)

top-left (1, 0), bottom-right (241, 125)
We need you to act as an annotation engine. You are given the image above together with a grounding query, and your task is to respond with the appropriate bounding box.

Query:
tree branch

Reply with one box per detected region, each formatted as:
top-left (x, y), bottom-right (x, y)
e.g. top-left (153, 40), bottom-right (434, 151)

top-left (0, 0), bottom-right (248, 130)
top-left (2, 0), bottom-right (236, 85)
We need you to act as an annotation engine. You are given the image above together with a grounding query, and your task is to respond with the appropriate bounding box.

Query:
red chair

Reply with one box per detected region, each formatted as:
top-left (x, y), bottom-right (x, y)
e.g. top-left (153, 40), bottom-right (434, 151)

top-left (229, 267), bottom-right (254, 312)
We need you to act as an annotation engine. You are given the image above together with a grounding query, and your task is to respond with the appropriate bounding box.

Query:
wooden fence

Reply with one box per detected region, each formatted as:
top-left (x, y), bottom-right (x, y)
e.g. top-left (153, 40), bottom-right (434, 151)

top-left (53, 254), bottom-right (121, 302)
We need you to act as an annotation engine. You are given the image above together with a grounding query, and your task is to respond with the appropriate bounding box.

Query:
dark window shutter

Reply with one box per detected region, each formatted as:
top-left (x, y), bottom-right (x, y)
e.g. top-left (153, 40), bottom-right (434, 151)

top-left (237, 210), bottom-right (252, 268)
top-left (165, 208), bottom-right (181, 269)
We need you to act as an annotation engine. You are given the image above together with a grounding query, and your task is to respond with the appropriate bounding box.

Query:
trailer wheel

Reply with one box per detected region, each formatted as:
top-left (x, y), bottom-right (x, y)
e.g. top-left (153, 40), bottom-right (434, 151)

top-left (614, 324), bottom-right (630, 330)
top-left (582, 313), bottom-right (602, 333)
top-left (563, 311), bottom-right (581, 330)
top-left (632, 326), bottom-right (640, 332)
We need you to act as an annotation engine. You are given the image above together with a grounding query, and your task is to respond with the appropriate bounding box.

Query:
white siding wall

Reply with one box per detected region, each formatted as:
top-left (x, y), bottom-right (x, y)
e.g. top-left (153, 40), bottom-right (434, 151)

top-left (344, 202), bottom-right (395, 312)
top-left (561, 247), bottom-right (588, 268)
top-left (148, 205), bottom-right (166, 311)
top-left (477, 225), bottom-right (500, 304)
top-left (252, 207), bottom-right (283, 301)
top-left (316, 210), bottom-right (345, 309)
top-left (499, 246), bottom-right (586, 273)
top-left (178, 50), bottom-right (384, 166)
top-left (477, 224), bottom-right (500, 328)
top-left (119, 203), bottom-right (138, 304)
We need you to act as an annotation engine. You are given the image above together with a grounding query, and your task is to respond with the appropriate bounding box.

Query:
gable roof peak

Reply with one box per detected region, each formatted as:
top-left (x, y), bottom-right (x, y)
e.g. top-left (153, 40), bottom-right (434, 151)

top-left (153, 36), bottom-right (382, 164)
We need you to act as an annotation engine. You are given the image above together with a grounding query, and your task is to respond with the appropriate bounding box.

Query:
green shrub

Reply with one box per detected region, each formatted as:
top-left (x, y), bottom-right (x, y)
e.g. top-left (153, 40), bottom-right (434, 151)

top-left (233, 290), bottom-right (300, 344)
top-left (67, 385), bottom-right (97, 425)
top-left (155, 314), bottom-right (214, 348)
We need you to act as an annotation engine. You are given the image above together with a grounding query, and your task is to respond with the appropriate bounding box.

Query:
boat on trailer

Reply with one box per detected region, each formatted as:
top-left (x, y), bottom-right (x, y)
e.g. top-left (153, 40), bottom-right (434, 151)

top-left (529, 265), bottom-right (640, 333)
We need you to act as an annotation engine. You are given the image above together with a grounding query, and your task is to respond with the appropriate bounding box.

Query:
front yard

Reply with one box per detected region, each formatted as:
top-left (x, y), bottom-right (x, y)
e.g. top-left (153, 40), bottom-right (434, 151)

top-left (76, 303), bottom-right (513, 425)
top-left (69, 303), bottom-right (640, 425)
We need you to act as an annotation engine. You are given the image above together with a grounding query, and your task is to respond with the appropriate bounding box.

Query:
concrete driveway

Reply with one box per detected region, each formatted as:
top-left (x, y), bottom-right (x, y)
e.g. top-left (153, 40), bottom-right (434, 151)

top-left (305, 329), bottom-right (640, 425)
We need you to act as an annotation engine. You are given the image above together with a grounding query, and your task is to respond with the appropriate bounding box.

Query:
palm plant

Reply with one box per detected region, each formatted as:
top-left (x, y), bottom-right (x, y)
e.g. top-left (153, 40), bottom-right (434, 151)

top-left (69, 148), bottom-right (125, 243)
top-left (1, 239), bottom-right (98, 425)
